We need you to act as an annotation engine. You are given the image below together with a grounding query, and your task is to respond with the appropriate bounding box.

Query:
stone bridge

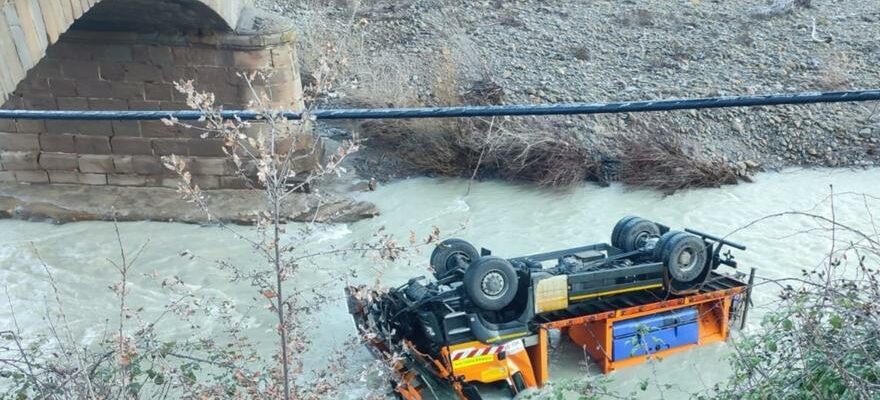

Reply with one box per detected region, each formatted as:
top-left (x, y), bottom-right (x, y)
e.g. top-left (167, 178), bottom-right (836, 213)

top-left (0, 0), bottom-right (309, 188)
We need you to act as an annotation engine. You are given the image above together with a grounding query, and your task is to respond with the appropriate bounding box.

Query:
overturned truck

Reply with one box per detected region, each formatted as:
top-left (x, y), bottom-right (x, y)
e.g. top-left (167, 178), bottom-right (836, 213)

top-left (346, 216), bottom-right (750, 399)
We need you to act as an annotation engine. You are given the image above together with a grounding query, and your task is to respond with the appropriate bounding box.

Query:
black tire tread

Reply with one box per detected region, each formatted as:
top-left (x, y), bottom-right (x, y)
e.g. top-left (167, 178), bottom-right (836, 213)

top-left (611, 216), bottom-right (639, 248)
top-left (618, 218), bottom-right (660, 252)
top-left (511, 371), bottom-right (527, 396)
top-left (653, 230), bottom-right (682, 261)
top-left (430, 238), bottom-right (479, 279)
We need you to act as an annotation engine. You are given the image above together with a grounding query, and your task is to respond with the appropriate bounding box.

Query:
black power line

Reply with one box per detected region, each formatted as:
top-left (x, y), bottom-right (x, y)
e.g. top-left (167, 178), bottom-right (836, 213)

top-left (1, 89), bottom-right (878, 121)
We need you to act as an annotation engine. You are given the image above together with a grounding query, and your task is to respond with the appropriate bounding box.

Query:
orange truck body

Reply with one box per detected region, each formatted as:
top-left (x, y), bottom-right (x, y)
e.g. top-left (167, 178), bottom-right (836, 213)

top-left (384, 273), bottom-right (747, 399)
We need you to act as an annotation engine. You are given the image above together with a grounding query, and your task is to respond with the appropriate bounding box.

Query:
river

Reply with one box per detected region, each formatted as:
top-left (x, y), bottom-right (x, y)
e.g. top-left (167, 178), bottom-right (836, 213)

top-left (2, 168), bottom-right (880, 399)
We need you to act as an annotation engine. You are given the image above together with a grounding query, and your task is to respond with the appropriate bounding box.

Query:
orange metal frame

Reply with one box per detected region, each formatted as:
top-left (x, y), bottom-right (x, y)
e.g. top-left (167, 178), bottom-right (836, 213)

top-left (534, 285), bottom-right (746, 380)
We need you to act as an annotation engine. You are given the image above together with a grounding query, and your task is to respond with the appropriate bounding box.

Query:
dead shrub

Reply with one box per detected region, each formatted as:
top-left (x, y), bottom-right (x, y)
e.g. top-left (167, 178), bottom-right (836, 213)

top-left (397, 119), bottom-right (473, 176)
top-left (463, 79), bottom-right (505, 105)
top-left (378, 117), bottom-right (602, 187)
top-left (614, 133), bottom-right (741, 193)
top-left (462, 119), bottom-right (602, 186)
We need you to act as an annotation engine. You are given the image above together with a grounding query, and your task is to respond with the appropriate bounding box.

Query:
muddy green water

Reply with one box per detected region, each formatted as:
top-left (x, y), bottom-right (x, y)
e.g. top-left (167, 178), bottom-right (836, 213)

top-left (2, 168), bottom-right (880, 399)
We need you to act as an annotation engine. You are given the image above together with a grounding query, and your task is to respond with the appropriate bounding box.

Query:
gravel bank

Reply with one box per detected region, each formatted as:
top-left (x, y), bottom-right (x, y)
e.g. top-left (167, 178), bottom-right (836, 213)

top-left (261, 0), bottom-right (880, 180)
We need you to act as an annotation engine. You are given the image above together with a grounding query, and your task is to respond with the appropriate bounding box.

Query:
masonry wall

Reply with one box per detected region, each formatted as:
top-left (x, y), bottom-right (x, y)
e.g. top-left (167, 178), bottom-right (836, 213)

top-left (0, 29), bottom-right (311, 189)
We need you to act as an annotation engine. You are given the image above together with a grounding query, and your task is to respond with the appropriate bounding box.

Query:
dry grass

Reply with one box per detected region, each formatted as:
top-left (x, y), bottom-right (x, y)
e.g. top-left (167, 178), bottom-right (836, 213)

top-left (614, 132), bottom-right (742, 193)
top-left (462, 79), bottom-right (504, 105)
top-left (346, 47), bottom-right (602, 187)
top-left (461, 119), bottom-right (602, 186)
top-left (348, 49), bottom-right (741, 191)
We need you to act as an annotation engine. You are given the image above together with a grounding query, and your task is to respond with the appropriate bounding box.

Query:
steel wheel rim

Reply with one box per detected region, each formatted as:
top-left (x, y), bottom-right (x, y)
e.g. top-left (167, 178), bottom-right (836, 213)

top-left (481, 271), bottom-right (506, 299)
top-left (671, 245), bottom-right (704, 282)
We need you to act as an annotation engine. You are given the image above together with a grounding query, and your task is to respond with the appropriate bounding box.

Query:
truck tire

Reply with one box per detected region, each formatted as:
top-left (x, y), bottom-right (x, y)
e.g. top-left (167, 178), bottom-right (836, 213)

top-left (653, 230), bottom-right (680, 261)
top-left (611, 216), bottom-right (638, 248)
top-left (463, 256), bottom-right (519, 311)
top-left (616, 217), bottom-right (660, 252)
top-left (431, 239), bottom-right (479, 279)
top-left (661, 233), bottom-right (709, 285)
top-left (510, 371), bottom-right (527, 396)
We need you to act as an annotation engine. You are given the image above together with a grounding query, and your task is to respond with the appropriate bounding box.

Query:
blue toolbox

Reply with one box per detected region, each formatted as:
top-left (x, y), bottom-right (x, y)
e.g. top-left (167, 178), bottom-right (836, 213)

top-left (611, 307), bottom-right (699, 361)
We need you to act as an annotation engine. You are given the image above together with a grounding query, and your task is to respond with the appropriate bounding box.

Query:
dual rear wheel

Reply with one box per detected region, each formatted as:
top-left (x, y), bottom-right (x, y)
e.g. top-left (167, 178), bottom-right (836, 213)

top-left (612, 216), bottom-right (711, 293)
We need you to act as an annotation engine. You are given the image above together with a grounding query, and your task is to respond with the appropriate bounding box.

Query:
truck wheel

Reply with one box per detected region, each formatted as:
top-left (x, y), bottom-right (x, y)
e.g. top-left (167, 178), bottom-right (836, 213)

top-left (509, 371), bottom-right (527, 396)
top-left (463, 256), bottom-right (519, 311)
top-left (652, 231), bottom-right (680, 261)
top-left (662, 233), bottom-right (708, 284)
top-left (611, 216), bottom-right (638, 248)
top-left (616, 217), bottom-right (660, 252)
top-left (431, 239), bottom-right (479, 279)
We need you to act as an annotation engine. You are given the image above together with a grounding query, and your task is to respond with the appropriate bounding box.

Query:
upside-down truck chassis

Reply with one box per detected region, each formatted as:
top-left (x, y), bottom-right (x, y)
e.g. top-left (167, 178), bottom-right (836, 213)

top-left (346, 216), bottom-right (750, 399)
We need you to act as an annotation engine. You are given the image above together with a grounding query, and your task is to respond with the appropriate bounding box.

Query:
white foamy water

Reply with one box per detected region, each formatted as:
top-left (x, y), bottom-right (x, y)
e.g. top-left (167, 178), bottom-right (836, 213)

top-left (2, 168), bottom-right (879, 398)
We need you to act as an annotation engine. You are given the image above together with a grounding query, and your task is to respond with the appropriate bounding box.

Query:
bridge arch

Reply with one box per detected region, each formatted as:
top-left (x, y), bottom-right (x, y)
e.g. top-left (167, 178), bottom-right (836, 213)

top-left (1, 0), bottom-right (259, 101)
top-left (0, 0), bottom-right (311, 188)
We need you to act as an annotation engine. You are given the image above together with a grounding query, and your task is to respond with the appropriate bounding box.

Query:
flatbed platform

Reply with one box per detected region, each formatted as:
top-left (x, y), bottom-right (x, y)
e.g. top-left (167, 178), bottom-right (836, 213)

top-left (527, 272), bottom-right (748, 378)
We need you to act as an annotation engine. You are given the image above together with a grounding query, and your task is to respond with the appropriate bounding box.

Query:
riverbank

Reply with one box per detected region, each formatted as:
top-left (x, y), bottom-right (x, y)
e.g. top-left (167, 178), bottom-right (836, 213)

top-left (263, 0), bottom-right (880, 185)
top-left (0, 183), bottom-right (378, 224)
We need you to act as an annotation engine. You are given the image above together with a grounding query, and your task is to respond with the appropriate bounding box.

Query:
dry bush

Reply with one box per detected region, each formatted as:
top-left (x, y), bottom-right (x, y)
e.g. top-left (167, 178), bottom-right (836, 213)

top-left (379, 117), bottom-right (602, 187)
top-left (462, 119), bottom-right (602, 186)
top-left (462, 79), bottom-right (504, 105)
top-left (715, 195), bottom-right (880, 399)
top-left (347, 46), bottom-right (599, 187)
top-left (290, 1), bottom-right (368, 102)
top-left (395, 119), bottom-right (473, 176)
top-left (614, 132), bottom-right (741, 193)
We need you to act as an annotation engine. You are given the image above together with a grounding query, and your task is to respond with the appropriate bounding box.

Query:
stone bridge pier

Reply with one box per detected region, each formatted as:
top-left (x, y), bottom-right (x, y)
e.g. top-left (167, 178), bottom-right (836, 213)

top-left (0, 0), bottom-right (310, 189)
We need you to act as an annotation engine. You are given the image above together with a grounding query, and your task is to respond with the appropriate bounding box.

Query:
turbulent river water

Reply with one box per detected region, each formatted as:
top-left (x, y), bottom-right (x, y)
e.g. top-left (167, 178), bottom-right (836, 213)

top-left (3, 168), bottom-right (880, 399)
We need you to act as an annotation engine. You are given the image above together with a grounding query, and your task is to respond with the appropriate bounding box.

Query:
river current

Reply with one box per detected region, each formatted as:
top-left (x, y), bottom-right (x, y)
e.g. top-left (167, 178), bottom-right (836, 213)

top-left (3, 168), bottom-right (880, 399)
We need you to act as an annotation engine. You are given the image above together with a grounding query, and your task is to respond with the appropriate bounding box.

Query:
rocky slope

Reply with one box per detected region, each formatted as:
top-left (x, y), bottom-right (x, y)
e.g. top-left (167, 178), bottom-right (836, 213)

top-left (262, 0), bottom-right (880, 179)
